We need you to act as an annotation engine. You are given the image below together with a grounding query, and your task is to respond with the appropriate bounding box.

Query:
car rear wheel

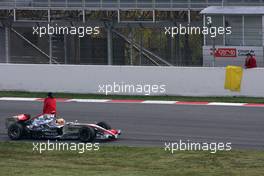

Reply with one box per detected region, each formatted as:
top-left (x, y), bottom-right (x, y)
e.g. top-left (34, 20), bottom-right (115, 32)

top-left (8, 123), bottom-right (24, 140)
top-left (79, 127), bottom-right (95, 142)
top-left (97, 121), bottom-right (111, 130)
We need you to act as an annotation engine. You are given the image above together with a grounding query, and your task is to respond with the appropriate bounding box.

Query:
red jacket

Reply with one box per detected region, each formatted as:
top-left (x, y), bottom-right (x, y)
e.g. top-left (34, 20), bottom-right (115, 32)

top-left (245, 56), bottom-right (257, 69)
top-left (43, 97), bottom-right (56, 114)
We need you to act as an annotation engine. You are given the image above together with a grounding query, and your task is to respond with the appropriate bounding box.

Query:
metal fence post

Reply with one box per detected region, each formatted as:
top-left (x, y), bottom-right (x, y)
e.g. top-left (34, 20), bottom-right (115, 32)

top-left (188, 0), bottom-right (191, 9)
top-left (118, 0), bottom-right (120, 8)
top-left (49, 35), bottom-right (52, 64)
top-left (107, 25), bottom-right (113, 65)
top-left (13, 9), bottom-right (16, 22)
top-left (64, 34), bottom-right (67, 64)
top-left (223, 15), bottom-right (226, 46)
top-left (5, 27), bottom-right (10, 63)
top-left (262, 15), bottom-right (264, 66)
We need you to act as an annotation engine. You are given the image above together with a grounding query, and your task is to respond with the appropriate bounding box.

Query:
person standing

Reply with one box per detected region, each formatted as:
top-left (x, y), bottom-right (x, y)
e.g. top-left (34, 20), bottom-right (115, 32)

top-left (43, 92), bottom-right (57, 115)
top-left (245, 53), bottom-right (257, 69)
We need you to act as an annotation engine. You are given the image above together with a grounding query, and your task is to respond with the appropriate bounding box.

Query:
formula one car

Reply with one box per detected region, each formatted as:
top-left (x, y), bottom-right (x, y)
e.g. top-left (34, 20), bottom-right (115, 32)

top-left (5, 114), bottom-right (121, 142)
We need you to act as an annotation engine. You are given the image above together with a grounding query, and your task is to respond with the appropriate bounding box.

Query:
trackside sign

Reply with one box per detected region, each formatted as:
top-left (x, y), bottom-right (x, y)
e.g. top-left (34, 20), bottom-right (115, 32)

top-left (203, 46), bottom-right (263, 67)
top-left (214, 48), bottom-right (237, 58)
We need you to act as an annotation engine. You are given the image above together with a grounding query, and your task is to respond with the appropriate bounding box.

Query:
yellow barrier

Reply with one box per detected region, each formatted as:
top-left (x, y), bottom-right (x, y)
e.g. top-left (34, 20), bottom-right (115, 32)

top-left (224, 66), bottom-right (243, 92)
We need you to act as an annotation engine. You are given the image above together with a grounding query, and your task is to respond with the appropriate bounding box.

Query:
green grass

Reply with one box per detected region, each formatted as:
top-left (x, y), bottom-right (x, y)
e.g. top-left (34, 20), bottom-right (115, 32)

top-left (0, 91), bottom-right (264, 103)
top-left (0, 142), bottom-right (264, 176)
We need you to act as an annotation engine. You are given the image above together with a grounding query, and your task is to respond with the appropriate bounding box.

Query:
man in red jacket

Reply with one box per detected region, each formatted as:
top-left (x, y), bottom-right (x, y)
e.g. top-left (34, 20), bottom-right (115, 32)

top-left (245, 53), bottom-right (257, 69)
top-left (43, 92), bottom-right (56, 115)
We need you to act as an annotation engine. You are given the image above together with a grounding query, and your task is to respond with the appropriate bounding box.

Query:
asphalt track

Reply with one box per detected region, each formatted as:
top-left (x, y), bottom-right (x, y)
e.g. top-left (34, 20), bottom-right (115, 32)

top-left (0, 101), bottom-right (263, 149)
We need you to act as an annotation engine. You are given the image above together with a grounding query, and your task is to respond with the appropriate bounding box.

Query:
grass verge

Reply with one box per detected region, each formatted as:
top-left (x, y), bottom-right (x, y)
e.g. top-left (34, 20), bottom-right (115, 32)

top-left (0, 91), bottom-right (264, 103)
top-left (0, 142), bottom-right (264, 176)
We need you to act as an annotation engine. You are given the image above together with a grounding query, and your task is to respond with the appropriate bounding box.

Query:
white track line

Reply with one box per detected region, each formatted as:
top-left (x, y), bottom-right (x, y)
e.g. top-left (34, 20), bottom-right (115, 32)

top-left (69, 99), bottom-right (110, 103)
top-left (0, 97), bottom-right (38, 101)
top-left (208, 102), bottom-right (246, 106)
top-left (142, 100), bottom-right (177, 104)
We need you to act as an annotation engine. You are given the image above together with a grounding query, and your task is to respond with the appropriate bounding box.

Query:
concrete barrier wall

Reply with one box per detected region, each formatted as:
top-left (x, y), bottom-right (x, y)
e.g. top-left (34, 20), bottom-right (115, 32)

top-left (0, 64), bottom-right (264, 97)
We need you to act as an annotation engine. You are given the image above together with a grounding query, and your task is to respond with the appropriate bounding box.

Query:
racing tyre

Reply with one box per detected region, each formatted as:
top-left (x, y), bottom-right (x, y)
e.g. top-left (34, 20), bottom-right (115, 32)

top-left (79, 127), bottom-right (95, 142)
top-left (97, 121), bottom-right (111, 130)
top-left (8, 123), bottom-right (24, 140)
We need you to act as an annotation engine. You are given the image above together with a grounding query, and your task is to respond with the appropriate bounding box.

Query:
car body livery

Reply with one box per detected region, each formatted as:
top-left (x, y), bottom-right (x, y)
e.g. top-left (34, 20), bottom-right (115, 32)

top-left (6, 114), bottom-right (121, 142)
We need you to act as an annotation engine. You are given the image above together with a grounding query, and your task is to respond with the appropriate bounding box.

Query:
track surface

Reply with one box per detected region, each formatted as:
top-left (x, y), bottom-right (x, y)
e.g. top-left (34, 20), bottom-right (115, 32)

top-left (0, 101), bottom-right (263, 149)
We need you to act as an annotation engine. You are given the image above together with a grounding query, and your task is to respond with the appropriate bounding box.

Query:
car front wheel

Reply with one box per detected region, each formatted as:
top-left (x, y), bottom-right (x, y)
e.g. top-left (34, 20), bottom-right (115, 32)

top-left (79, 126), bottom-right (95, 142)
